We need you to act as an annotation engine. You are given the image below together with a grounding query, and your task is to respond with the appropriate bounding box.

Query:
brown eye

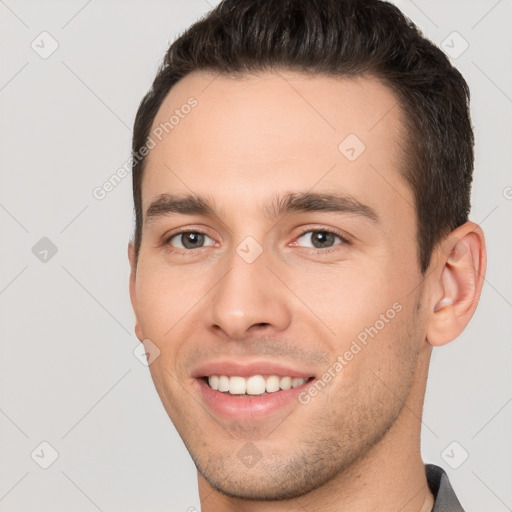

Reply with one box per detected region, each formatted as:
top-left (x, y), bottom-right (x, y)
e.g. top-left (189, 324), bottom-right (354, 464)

top-left (297, 230), bottom-right (346, 249)
top-left (167, 231), bottom-right (215, 250)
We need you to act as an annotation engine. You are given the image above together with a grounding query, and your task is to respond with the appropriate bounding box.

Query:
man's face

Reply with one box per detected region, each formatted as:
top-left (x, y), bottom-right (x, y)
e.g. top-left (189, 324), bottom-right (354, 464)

top-left (129, 70), bottom-right (431, 499)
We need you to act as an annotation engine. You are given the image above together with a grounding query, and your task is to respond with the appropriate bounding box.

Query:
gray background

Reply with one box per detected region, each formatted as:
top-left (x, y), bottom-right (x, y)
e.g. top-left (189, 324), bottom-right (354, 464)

top-left (0, 0), bottom-right (511, 510)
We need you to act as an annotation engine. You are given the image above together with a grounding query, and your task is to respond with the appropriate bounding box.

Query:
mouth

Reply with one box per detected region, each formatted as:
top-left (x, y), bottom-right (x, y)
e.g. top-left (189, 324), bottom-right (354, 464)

top-left (192, 362), bottom-right (317, 421)
top-left (202, 374), bottom-right (315, 397)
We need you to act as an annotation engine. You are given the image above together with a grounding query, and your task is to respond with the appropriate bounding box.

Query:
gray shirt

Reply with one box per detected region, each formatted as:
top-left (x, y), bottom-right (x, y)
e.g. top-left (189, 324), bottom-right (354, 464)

top-left (426, 464), bottom-right (465, 512)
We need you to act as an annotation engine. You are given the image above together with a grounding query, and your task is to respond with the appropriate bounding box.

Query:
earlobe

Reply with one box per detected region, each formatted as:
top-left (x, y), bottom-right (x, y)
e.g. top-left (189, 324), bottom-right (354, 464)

top-left (426, 222), bottom-right (486, 347)
top-left (128, 241), bottom-right (144, 342)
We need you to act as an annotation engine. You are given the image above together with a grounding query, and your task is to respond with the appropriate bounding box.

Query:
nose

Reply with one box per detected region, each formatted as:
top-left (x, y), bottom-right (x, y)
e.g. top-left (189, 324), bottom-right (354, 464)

top-left (205, 244), bottom-right (292, 340)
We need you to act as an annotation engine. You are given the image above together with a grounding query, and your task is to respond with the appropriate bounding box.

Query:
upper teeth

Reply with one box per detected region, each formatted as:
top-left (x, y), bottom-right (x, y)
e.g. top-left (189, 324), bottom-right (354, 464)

top-left (207, 375), bottom-right (308, 395)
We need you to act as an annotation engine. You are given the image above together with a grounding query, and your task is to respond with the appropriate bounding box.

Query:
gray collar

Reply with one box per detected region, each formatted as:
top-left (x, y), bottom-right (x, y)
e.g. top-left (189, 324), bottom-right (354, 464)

top-left (426, 464), bottom-right (465, 512)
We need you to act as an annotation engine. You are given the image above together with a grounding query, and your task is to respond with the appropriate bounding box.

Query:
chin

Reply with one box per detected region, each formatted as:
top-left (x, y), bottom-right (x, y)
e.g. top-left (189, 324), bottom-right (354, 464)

top-left (193, 448), bottom-right (341, 502)
top-left (204, 473), bottom-right (315, 501)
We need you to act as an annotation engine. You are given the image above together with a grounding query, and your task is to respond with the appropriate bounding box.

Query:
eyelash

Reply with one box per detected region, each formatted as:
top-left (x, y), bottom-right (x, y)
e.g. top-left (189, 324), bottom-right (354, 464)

top-left (163, 226), bottom-right (351, 255)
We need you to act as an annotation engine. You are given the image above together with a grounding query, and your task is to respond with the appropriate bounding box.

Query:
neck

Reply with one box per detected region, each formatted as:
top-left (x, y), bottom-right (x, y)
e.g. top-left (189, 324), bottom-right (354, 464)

top-left (198, 346), bottom-right (434, 512)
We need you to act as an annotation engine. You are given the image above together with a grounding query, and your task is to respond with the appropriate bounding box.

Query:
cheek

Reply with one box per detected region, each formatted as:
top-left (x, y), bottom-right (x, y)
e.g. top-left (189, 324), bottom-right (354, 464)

top-left (134, 260), bottom-right (207, 338)
top-left (316, 304), bottom-right (420, 428)
top-left (289, 263), bottom-right (397, 334)
top-left (293, 264), bottom-right (417, 378)
top-left (134, 265), bottom-right (197, 418)
top-left (134, 261), bottom-right (215, 387)
top-left (344, 297), bottom-right (420, 392)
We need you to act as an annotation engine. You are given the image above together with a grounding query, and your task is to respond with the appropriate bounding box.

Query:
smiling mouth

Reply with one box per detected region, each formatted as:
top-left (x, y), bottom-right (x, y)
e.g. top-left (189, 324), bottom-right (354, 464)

top-left (203, 374), bottom-right (315, 396)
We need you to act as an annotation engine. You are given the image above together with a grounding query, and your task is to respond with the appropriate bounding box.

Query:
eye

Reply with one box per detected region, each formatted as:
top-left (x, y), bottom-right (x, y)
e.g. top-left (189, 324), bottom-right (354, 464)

top-left (166, 231), bottom-right (216, 250)
top-left (295, 229), bottom-right (349, 251)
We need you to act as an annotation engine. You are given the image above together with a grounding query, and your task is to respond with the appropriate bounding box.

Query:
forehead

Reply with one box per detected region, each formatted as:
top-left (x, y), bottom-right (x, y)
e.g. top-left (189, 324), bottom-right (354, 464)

top-left (142, 70), bottom-right (414, 229)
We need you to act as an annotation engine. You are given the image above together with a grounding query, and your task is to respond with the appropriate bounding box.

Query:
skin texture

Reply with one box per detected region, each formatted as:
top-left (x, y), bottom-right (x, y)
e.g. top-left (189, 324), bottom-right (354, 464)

top-left (128, 70), bottom-right (486, 512)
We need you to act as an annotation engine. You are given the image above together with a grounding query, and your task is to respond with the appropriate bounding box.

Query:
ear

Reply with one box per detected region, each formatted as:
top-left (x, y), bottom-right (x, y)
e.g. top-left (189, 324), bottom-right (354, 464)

top-left (128, 241), bottom-right (144, 342)
top-left (426, 221), bottom-right (487, 347)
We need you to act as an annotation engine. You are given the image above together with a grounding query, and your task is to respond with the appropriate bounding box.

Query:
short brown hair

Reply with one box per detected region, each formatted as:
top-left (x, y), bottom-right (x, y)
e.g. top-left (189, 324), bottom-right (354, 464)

top-left (131, 0), bottom-right (474, 274)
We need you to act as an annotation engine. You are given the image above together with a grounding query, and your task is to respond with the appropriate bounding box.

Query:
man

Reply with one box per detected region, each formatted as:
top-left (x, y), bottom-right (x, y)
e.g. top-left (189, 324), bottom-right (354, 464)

top-left (127, 0), bottom-right (486, 510)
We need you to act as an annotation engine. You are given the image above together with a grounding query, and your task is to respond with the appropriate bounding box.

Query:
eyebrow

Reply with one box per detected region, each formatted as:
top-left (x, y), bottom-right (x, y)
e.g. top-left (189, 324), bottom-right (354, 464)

top-left (144, 191), bottom-right (380, 226)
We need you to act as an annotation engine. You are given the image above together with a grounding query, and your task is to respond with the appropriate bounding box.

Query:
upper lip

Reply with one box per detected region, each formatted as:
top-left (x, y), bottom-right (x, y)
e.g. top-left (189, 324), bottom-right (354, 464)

top-left (192, 360), bottom-right (316, 379)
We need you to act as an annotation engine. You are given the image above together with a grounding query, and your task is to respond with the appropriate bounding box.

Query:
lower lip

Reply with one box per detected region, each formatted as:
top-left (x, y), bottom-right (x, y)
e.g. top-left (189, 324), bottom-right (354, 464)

top-left (195, 378), bottom-right (314, 421)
